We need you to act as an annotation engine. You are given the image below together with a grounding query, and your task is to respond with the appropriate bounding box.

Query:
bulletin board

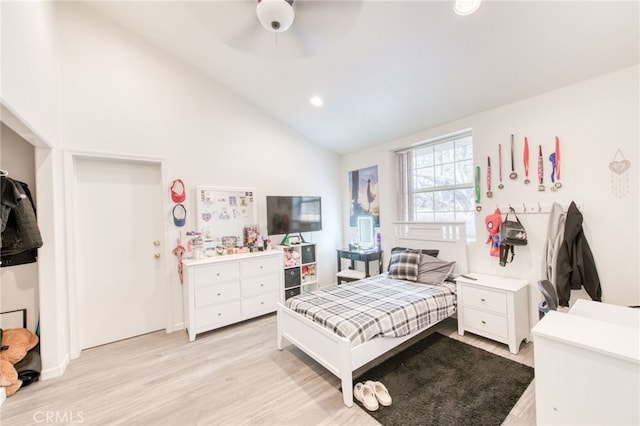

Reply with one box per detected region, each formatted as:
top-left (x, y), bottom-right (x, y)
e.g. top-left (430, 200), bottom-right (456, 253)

top-left (195, 186), bottom-right (257, 242)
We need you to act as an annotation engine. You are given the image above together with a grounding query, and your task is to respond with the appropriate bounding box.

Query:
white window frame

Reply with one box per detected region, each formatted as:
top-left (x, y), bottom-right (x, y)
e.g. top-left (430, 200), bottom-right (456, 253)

top-left (395, 129), bottom-right (476, 240)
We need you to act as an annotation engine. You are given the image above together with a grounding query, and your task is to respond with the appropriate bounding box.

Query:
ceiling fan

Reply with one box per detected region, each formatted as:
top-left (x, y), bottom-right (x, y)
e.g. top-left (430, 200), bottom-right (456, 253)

top-left (198, 0), bottom-right (364, 59)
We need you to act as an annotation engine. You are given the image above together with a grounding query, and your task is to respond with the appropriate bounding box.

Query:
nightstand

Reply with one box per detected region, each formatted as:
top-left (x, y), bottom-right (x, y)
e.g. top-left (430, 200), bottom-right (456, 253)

top-left (456, 273), bottom-right (530, 354)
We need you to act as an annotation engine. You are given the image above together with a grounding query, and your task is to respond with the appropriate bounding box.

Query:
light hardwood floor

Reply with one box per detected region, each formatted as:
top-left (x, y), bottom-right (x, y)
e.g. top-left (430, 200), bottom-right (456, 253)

top-left (1, 315), bottom-right (535, 425)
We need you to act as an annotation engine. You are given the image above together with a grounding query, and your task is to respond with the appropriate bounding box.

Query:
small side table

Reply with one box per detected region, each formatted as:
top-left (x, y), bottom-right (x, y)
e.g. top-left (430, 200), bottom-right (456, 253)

top-left (456, 273), bottom-right (529, 354)
top-left (336, 248), bottom-right (383, 283)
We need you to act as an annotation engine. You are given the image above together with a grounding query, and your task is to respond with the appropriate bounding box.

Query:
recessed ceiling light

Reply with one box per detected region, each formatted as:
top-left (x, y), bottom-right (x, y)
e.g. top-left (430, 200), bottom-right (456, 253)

top-left (453, 0), bottom-right (481, 16)
top-left (310, 96), bottom-right (323, 107)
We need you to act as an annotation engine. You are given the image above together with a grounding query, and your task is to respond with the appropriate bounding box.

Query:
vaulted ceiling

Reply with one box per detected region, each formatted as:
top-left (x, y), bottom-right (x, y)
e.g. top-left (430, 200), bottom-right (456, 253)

top-left (87, 1), bottom-right (639, 154)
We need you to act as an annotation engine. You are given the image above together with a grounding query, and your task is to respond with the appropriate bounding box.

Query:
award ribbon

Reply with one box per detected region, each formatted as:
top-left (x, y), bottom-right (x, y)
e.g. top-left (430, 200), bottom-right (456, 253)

top-left (523, 137), bottom-right (530, 184)
top-left (538, 145), bottom-right (545, 192)
top-left (498, 144), bottom-right (504, 189)
top-left (475, 166), bottom-right (482, 211)
top-left (509, 134), bottom-right (517, 179)
top-left (486, 156), bottom-right (493, 198)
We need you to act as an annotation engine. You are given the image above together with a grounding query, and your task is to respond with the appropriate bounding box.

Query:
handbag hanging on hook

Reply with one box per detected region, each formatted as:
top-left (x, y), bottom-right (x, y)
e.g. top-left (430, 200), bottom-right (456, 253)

top-left (500, 207), bottom-right (528, 246)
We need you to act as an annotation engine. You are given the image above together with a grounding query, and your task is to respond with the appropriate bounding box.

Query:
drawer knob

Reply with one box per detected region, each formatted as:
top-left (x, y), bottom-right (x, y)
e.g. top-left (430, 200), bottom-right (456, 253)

top-left (217, 293), bottom-right (221, 296)
top-left (217, 273), bottom-right (221, 276)
top-left (480, 298), bottom-right (486, 302)
top-left (218, 313), bottom-right (222, 316)
top-left (481, 320), bottom-right (486, 324)
top-left (260, 283), bottom-right (264, 287)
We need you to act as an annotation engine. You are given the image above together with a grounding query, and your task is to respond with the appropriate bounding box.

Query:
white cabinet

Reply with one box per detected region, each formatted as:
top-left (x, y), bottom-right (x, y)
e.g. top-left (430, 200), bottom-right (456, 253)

top-left (532, 300), bottom-right (640, 426)
top-left (182, 250), bottom-right (283, 341)
top-left (456, 273), bottom-right (529, 354)
top-left (277, 243), bottom-right (318, 302)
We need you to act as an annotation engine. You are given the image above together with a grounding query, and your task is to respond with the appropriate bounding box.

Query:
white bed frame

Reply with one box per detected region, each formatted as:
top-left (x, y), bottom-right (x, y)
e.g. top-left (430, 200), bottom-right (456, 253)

top-left (277, 221), bottom-right (468, 407)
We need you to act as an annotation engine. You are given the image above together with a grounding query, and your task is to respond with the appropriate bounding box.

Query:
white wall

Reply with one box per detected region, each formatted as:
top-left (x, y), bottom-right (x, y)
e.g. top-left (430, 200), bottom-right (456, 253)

top-left (342, 66), bottom-right (640, 327)
top-left (1, 1), bottom-right (69, 379)
top-left (53, 3), bottom-right (342, 332)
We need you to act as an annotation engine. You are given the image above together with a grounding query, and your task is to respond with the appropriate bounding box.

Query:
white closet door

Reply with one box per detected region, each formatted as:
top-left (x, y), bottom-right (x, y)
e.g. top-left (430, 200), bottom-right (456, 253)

top-left (74, 157), bottom-right (165, 349)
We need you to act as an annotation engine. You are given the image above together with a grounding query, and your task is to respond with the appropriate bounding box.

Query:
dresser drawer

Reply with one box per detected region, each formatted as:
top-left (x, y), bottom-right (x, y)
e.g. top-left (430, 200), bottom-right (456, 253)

top-left (195, 301), bottom-right (241, 329)
top-left (242, 256), bottom-right (280, 277)
top-left (242, 273), bottom-right (279, 298)
top-left (462, 306), bottom-right (509, 340)
top-left (462, 285), bottom-right (507, 315)
top-left (193, 262), bottom-right (240, 286)
top-left (195, 282), bottom-right (241, 307)
top-left (242, 291), bottom-right (278, 317)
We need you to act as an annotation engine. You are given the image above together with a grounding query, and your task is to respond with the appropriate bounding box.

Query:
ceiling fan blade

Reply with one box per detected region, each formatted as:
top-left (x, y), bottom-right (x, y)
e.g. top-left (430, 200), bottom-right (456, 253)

top-left (185, 0), bottom-right (363, 59)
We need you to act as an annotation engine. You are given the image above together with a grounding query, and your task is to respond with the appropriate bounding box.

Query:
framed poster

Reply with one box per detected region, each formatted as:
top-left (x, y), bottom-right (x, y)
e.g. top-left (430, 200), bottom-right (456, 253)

top-left (349, 165), bottom-right (380, 227)
top-left (196, 186), bottom-right (257, 242)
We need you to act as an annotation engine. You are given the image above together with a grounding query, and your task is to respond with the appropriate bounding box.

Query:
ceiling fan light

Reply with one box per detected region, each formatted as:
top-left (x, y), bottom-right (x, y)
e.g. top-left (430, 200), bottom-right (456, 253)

top-left (453, 0), bottom-right (481, 16)
top-left (257, 0), bottom-right (295, 33)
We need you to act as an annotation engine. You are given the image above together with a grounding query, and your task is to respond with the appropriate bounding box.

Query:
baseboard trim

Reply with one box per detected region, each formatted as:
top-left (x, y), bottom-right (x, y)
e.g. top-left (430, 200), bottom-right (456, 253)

top-left (40, 353), bottom-right (70, 381)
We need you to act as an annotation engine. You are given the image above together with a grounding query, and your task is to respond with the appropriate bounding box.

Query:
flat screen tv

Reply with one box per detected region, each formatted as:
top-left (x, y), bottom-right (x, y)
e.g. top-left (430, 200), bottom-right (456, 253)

top-left (266, 196), bottom-right (322, 235)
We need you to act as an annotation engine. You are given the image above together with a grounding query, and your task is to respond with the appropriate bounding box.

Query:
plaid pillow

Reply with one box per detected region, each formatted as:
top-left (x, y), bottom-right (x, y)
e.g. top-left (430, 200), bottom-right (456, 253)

top-left (388, 249), bottom-right (421, 281)
top-left (388, 247), bottom-right (439, 271)
top-left (416, 254), bottom-right (455, 286)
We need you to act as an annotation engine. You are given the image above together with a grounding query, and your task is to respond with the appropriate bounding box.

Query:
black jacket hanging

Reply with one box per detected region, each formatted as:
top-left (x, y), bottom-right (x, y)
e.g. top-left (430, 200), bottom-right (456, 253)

top-left (1, 177), bottom-right (43, 267)
top-left (555, 201), bottom-right (601, 306)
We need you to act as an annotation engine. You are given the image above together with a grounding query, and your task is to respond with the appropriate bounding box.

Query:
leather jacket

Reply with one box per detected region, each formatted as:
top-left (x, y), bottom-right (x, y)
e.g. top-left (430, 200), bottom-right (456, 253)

top-left (1, 177), bottom-right (43, 267)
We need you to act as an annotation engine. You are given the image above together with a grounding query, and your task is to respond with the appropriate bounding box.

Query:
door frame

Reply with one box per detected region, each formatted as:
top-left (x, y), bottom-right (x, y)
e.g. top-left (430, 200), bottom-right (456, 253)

top-left (64, 150), bottom-right (170, 358)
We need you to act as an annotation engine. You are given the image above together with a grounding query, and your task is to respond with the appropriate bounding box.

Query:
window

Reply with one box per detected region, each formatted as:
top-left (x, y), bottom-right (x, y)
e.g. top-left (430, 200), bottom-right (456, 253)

top-left (396, 130), bottom-right (476, 240)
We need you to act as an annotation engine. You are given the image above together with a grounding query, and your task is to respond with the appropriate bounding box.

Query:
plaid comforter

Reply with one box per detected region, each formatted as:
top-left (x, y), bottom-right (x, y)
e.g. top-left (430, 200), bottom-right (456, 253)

top-left (284, 274), bottom-right (456, 346)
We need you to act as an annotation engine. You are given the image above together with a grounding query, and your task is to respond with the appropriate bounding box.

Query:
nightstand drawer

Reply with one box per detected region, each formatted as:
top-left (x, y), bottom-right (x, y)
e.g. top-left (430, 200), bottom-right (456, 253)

top-left (462, 306), bottom-right (509, 339)
top-left (462, 285), bottom-right (507, 315)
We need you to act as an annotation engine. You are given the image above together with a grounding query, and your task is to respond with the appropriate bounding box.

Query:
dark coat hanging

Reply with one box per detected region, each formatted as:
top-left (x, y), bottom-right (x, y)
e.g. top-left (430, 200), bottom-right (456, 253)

top-left (1, 176), bottom-right (43, 267)
top-left (555, 201), bottom-right (602, 307)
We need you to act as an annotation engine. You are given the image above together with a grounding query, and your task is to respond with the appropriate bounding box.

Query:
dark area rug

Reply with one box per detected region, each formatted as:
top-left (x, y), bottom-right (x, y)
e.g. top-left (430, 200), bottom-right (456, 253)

top-left (352, 332), bottom-right (534, 426)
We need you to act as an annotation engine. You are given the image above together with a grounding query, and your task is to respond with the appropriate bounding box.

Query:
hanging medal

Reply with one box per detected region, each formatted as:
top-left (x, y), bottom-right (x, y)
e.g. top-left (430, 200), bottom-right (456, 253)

top-left (486, 156), bottom-right (493, 198)
top-left (537, 145), bottom-right (545, 191)
top-left (552, 136), bottom-right (562, 190)
top-left (475, 166), bottom-right (482, 211)
top-left (523, 137), bottom-right (530, 184)
top-left (498, 144), bottom-right (504, 189)
top-left (509, 134), bottom-right (517, 179)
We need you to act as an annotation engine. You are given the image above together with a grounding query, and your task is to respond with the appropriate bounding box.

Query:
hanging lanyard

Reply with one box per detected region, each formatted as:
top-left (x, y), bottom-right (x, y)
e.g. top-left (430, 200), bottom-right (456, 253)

top-left (549, 136), bottom-right (562, 191)
top-left (498, 144), bottom-right (504, 189)
top-left (538, 145), bottom-right (545, 192)
top-left (523, 137), bottom-right (530, 184)
top-left (509, 134), bottom-right (517, 179)
top-left (554, 136), bottom-right (562, 189)
top-left (475, 166), bottom-right (482, 210)
top-left (486, 156), bottom-right (493, 197)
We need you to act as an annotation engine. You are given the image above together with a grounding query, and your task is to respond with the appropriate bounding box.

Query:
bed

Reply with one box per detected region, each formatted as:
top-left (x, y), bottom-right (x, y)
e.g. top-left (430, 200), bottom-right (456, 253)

top-left (276, 221), bottom-right (468, 407)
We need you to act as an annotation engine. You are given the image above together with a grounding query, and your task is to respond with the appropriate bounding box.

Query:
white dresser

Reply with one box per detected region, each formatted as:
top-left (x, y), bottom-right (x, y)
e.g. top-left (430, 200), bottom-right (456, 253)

top-left (456, 273), bottom-right (529, 354)
top-left (532, 300), bottom-right (640, 426)
top-left (182, 250), bottom-right (283, 341)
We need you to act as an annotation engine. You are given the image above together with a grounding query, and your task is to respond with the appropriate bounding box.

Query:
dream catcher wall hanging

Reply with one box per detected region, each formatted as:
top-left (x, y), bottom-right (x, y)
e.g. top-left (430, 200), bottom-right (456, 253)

top-left (609, 148), bottom-right (631, 198)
